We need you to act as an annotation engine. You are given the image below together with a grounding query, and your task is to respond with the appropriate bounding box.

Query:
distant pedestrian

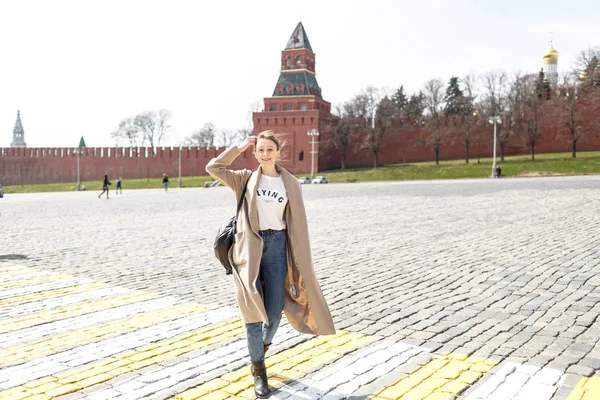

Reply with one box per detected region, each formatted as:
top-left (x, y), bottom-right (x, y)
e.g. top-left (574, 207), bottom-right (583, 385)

top-left (116, 177), bottom-right (123, 194)
top-left (98, 175), bottom-right (111, 199)
top-left (162, 174), bottom-right (169, 192)
top-left (497, 166), bottom-right (502, 178)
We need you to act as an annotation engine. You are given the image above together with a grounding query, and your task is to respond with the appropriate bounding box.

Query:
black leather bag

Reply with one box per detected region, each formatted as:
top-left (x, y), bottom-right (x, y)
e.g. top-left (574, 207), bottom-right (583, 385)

top-left (213, 176), bottom-right (251, 275)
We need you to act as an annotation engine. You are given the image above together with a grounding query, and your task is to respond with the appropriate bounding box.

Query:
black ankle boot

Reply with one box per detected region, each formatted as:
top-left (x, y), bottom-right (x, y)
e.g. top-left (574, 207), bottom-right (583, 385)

top-left (251, 361), bottom-right (270, 398)
top-left (264, 342), bottom-right (270, 355)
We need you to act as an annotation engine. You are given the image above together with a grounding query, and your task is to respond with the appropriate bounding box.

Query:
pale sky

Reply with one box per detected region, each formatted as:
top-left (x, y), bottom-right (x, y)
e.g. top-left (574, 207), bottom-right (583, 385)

top-left (1, 0), bottom-right (598, 148)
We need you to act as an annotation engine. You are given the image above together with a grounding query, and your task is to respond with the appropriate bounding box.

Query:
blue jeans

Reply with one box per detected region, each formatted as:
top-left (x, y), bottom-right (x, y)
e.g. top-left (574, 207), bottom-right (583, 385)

top-left (246, 229), bottom-right (287, 362)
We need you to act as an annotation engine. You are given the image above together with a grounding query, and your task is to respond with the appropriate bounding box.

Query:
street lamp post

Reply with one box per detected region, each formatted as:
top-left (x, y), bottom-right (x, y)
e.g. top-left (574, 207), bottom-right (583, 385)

top-left (76, 147), bottom-right (80, 191)
top-left (488, 116), bottom-right (502, 177)
top-left (307, 129), bottom-right (319, 180)
top-left (178, 145), bottom-right (182, 188)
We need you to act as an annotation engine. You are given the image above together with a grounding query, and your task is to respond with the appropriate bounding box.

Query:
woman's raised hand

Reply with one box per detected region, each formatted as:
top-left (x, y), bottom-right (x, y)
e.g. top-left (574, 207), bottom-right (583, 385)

top-left (238, 136), bottom-right (257, 153)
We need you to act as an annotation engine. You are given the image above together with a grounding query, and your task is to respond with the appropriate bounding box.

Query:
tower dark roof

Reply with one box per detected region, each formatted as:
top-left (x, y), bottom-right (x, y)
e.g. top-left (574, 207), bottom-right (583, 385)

top-left (272, 72), bottom-right (322, 98)
top-left (78, 136), bottom-right (87, 148)
top-left (285, 22), bottom-right (313, 52)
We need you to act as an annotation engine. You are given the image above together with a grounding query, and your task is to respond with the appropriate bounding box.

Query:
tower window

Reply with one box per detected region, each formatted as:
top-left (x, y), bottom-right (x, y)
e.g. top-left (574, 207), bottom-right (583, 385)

top-left (299, 103), bottom-right (307, 111)
top-left (285, 56), bottom-right (291, 67)
top-left (299, 150), bottom-right (304, 161)
top-left (287, 83), bottom-right (294, 94)
top-left (295, 55), bottom-right (301, 65)
top-left (284, 103), bottom-right (293, 111)
top-left (270, 105), bottom-right (278, 111)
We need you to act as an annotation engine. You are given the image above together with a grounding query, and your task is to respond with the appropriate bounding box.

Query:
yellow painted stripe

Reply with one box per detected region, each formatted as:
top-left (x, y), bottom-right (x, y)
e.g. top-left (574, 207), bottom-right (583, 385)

top-left (0, 319), bottom-right (245, 398)
top-left (0, 274), bottom-right (73, 289)
top-left (0, 282), bottom-right (110, 307)
top-left (0, 291), bottom-right (159, 334)
top-left (174, 330), bottom-right (375, 400)
top-left (567, 376), bottom-right (600, 400)
top-left (0, 267), bottom-right (38, 277)
top-left (371, 352), bottom-right (497, 400)
top-left (0, 303), bottom-right (208, 368)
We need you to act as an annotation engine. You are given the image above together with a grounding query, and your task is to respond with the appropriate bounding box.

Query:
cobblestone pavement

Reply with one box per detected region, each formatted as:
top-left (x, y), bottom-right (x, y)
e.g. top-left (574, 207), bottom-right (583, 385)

top-left (2, 175), bottom-right (600, 399)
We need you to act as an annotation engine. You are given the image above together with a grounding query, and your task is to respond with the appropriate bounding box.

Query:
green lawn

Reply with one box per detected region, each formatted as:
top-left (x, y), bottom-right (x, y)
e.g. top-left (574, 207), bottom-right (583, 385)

top-left (323, 151), bottom-right (600, 183)
top-left (4, 151), bottom-right (600, 194)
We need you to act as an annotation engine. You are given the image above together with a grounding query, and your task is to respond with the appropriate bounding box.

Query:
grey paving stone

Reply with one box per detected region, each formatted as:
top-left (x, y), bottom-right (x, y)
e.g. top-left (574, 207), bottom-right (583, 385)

top-left (5, 177), bottom-right (600, 398)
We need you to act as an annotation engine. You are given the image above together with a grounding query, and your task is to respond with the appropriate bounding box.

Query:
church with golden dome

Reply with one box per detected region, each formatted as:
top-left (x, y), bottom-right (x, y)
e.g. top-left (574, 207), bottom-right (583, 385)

top-left (542, 40), bottom-right (559, 85)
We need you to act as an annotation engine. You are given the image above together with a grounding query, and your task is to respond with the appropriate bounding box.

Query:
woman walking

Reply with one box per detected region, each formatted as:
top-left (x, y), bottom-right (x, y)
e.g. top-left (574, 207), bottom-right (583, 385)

top-left (206, 131), bottom-right (335, 398)
top-left (98, 175), bottom-right (111, 199)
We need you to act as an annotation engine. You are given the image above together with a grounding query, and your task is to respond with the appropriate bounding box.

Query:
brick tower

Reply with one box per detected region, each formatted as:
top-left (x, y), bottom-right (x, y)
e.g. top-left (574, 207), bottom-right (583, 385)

top-left (253, 22), bottom-right (331, 175)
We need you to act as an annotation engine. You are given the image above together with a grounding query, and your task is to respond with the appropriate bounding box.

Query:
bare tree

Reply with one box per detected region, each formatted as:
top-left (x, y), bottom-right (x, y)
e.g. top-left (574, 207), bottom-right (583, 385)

top-left (517, 74), bottom-right (545, 160)
top-left (216, 128), bottom-right (248, 147)
top-left (575, 47), bottom-right (600, 86)
top-left (185, 122), bottom-right (216, 147)
top-left (422, 79), bottom-right (445, 165)
top-left (328, 102), bottom-right (361, 170)
top-left (156, 109), bottom-right (171, 147)
top-left (552, 74), bottom-right (600, 157)
top-left (353, 86), bottom-right (381, 167)
top-left (111, 117), bottom-right (141, 147)
top-left (370, 96), bottom-right (395, 168)
top-left (481, 71), bottom-right (509, 160)
top-left (247, 101), bottom-right (262, 130)
top-left (133, 109), bottom-right (172, 153)
top-left (500, 71), bottom-right (525, 160)
top-left (455, 74), bottom-right (478, 163)
top-left (235, 128), bottom-right (251, 143)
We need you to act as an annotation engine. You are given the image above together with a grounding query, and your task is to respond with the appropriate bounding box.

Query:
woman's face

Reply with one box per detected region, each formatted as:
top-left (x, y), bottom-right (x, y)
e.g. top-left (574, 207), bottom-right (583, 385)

top-left (254, 138), bottom-right (280, 167)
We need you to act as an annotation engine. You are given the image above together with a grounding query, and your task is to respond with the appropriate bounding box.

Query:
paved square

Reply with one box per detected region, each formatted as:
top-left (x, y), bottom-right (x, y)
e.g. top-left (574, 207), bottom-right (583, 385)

top-left (1, 176), bottom-right (600, 399)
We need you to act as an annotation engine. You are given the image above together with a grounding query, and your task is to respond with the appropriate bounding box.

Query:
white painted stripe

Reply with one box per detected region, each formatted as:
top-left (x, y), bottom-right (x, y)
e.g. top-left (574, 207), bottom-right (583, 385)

top-left (0, 277), bottom-right (92, 299)
top-left (0, 297), bottom-right (181, 349)
top-left (276, 341), bottom-right (427, 399)
top-left (465, 361), bottom-right (564, 400)
top-left (107, 323), bottom-right (305, 399)
top-left (0, 307), bottom-right (240, 390)
top-left (0, 264), bottom-right (29, 273)
top-left (0, 286), bottom-right (132, 319)
top-left (0, 270), bottom-right (54, 283)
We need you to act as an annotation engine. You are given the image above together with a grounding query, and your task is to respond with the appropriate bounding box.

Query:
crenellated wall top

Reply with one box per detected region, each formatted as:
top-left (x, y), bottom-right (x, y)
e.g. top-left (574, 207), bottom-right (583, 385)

top-left (0, 145), bottom-right (239, 159)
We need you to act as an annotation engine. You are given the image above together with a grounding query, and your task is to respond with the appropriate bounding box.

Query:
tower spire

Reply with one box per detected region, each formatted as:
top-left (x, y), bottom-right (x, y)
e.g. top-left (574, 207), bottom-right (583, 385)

top-left (11, 110), bottom-right (27, 148)
top-left (273, 22), bottom-right (322, 98)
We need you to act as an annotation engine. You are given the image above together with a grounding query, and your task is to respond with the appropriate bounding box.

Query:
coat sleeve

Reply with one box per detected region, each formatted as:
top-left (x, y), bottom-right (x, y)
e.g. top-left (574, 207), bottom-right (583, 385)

top-left (205, 145), bottom-right (251, 192)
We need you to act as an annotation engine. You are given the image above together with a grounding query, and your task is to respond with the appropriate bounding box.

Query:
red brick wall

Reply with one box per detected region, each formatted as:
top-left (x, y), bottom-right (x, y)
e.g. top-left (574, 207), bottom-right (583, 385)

top-left (319, 120), bottom-right (600, 171)
top-left (2, 120), bottom-right (599, 186)
top-left (0, 146), bottom-right (256, 186)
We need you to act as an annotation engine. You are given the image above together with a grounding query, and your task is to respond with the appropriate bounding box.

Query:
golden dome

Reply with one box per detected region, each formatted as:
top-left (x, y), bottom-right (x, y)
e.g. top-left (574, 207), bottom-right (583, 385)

top-left (543, 41), bottom-right (559, 60)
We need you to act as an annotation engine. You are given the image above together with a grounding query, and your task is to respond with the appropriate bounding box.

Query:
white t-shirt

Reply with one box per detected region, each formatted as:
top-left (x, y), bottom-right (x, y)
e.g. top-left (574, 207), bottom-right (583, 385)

top-left (256, 175), bottom-right (288, 230)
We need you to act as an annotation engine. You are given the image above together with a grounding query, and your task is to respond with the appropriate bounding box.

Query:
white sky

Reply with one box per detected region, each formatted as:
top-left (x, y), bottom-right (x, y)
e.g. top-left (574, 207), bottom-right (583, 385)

top-left (1, 0), bottom-right (598, 148)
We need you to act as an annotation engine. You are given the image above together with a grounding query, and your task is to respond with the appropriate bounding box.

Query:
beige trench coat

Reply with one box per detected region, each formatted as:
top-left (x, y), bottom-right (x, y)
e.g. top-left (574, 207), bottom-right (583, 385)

top-left (206, 146), bottom-right (335, 336)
